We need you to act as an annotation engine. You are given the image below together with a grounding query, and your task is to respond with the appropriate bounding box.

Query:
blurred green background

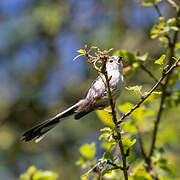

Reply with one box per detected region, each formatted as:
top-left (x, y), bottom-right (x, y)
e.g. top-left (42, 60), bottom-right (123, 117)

top-left (0, 0), bottom-right (179, 179)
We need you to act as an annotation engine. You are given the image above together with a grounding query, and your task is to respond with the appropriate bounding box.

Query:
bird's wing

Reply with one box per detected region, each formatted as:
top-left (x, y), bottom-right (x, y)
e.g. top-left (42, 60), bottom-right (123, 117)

top-left (85, 75), bottom-right (106, 101)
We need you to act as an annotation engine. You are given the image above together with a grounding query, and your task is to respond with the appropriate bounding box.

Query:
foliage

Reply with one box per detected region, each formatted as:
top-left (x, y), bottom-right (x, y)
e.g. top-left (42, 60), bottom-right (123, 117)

top-left (75, 1), bottom-right (180, 179)
top-left (0, 0), bottom-right (179, 180)
top-left (19, 166), bottom-right (58, 180)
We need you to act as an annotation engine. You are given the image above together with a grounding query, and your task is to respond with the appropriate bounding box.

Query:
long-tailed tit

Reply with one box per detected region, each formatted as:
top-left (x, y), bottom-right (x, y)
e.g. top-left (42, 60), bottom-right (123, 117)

top-left (21, 56), bottom-right (124, 142)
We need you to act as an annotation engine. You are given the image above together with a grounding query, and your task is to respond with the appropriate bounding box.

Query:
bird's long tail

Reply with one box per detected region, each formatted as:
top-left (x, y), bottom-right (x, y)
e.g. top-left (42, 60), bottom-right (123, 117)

top-left (21, 103), bottom-right (78, 143)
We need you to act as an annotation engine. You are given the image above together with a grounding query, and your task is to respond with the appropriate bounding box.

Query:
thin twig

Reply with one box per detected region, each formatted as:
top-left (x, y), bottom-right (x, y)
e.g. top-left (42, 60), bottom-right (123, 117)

top-left (107, 160), bottom-right (124, 170)
top-left (118, 58), bottom-right (180, 124)
top-left (154, 4), bottom-right (163, 17)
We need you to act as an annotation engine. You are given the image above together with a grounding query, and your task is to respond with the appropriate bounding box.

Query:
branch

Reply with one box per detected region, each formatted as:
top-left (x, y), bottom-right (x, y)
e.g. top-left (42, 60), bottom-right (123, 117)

top-left (148, 9), bottom-right (180, 161)
top-left (102, 61), bottom-right (129, 180)
top-left (153, 4), bottom-right (163, 17)
top-left (118, 58), bottom-right (180, 124)
top-left (107, 160), bottom-right (124, 171)
top-left (119, 58), bottom-right (179, 180)
top-left (137, 126), bottom-right (148, 161)
top-left (137, 126), bottom-right (160, 180)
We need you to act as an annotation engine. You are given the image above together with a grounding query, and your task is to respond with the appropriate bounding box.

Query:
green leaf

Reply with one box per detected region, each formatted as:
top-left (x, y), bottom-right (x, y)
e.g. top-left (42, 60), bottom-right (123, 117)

top-left (154, 54), bottom-right (166, 65)
top-left (80, 143), bottom-right (96, 159)
top-left (99, 128), bottom-right (112, 141)
top-left (114, 49), bottom-right (135, 63)
top-left (101, 139), bottom-right (116, 150)
top-left (100, 166), bottom-right (112, 177)
top-left (103, 151), bottom-right (114, 162)
top-left (122, 136), bottom-right (136, 152)
top-left (150, 17), bottom-right (166, 39)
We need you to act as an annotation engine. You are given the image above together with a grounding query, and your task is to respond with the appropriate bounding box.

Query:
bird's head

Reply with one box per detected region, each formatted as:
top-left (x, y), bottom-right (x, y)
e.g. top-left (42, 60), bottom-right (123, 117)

top-left (106, 56), bottom-right (123, 72)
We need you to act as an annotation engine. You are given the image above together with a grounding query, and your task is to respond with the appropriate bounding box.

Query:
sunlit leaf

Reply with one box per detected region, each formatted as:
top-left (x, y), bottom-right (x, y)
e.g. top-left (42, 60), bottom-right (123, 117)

top-left (122, 136), bottom-right (136, 152)
top-left (137, 53), bottom-right (148, 61)
top-left (132, 106), bottom-right (154, 122)
top-left (118, 102), bottom-right (134, 114)
top-left (33, 171), bottom-right (58, 180)
top-left (27, 166), bottom-right (36, 176)
top-left (159, 36), bottom-right (169, 44)
top-left (151, 34), bottom-right (158, 39)
top-left (170, 26), bottom-right (179, 31)
top-left (90, 46), bottom-right (97, 50)
top-left (167, 18), bottom-right (176, 25)
top-left (144, 91), bottom-right (162, 102)
top-left (77, 49), bottom-right (85, 54)
top-left (154, 54), bottom-right (166, 65)
top-left (80, 143), bottom-right (96, 159)
top-left (125, 85), bottom-right (142, 95)
top-left (96, 107), bottom-right (118, 127)
top-left (19, 166), bottom-right (58, 180)
top-left (140, 2), bottom-right (154, 6)
top-left (100, 127), bottom-right (112, 132)
top-left (140, 0), bottom-right (162, 6)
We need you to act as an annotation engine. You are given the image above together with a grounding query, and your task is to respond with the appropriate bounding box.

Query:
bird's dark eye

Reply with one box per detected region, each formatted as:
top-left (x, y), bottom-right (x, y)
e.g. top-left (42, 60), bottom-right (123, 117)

top-left (109, 59), bottom-right (113, 63)
top-left (118, 56), bottom-right (123, 63)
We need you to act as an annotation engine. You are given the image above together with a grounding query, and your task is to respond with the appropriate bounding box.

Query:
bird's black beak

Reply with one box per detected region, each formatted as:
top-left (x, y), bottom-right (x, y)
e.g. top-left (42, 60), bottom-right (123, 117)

top-left (118, 56), bottom-right (123, 64)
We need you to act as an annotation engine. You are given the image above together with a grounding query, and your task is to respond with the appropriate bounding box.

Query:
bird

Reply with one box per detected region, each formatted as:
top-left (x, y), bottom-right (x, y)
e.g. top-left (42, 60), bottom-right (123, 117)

top-left (21, 56), bottom-right (124, 143)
